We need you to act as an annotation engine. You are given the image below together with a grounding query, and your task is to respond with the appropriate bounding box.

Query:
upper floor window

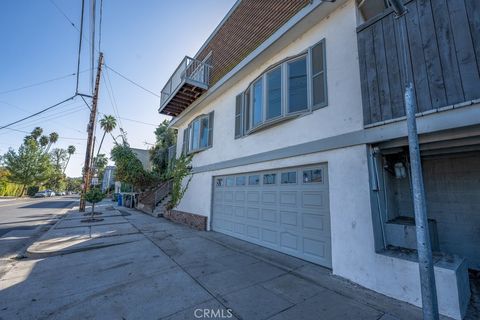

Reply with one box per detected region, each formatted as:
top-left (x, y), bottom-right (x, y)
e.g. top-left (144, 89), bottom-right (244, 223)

top-left (287, 57), bottom-right (308, 113)
top-left (182, 111), bottom-right (214, 154)
top-left (235, 39), bottom-right (327, 138)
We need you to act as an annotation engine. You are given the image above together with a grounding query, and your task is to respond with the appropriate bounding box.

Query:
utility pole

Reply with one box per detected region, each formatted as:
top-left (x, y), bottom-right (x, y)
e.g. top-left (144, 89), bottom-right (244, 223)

top-left (389, 1), bottom-right (439, 319)
top-left (80, 52), bottom-right (104, 212)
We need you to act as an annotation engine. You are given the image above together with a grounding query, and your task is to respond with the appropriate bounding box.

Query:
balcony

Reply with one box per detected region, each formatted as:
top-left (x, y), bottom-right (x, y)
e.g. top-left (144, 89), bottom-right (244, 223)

top-left (159, 56), bottom-right (212, 117)
top-left (357, 0), bottom-right (480, 126)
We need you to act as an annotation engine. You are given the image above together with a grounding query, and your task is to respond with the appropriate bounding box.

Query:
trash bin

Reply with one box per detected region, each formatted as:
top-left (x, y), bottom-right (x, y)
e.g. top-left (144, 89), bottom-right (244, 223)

top-left (117, 194), bottom-right (122, 206)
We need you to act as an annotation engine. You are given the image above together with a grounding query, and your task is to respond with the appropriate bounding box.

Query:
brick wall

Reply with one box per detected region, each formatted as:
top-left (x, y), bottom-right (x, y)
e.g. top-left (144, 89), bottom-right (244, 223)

top-left (164, 209), bottom-right (207, 231)
top-left (196, 0), bottom-right (310, 85)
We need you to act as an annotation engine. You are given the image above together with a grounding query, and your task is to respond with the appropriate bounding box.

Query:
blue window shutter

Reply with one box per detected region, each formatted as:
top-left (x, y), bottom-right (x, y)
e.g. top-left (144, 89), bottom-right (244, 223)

top-left (311, 39), bottom-right (327, 109)
top-left (235, 93), bottom-right (244, 138)
top-left (182, 128), bottom-right (189, 155)
top-left (207, 111), bottom-right (214, 147)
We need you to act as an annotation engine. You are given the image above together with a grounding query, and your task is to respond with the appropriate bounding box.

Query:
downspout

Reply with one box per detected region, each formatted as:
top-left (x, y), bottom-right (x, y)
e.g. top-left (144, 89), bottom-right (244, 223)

top-left (388, 0), bottom-right (439, 319)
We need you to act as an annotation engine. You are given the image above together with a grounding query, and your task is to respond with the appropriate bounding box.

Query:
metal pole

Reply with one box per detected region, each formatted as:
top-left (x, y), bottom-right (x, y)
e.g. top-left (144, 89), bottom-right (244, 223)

top-left (389, 1), bottom-right (439, 318)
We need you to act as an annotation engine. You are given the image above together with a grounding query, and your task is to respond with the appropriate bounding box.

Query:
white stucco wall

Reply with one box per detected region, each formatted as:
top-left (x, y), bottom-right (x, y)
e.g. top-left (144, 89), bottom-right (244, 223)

top-left (169, 1), bottom-right (466, 318)
top-left (175, 0), bottom-right (363, 168)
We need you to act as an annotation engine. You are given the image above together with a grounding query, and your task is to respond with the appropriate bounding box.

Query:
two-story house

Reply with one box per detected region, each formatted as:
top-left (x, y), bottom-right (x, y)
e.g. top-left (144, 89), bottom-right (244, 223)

top-left (158, 1), bottom-right (480, 319)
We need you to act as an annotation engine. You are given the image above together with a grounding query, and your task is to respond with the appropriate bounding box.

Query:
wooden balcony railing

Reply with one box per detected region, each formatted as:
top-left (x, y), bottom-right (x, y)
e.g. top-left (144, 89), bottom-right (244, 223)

top-left (357, 0), bottom-right (480, 126)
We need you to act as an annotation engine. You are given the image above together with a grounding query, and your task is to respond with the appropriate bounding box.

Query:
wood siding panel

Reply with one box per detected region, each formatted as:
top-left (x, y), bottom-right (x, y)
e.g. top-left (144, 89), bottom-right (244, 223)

top-left (447, 0), bottom-right (480, 100)
top-left (372, 22), bottom-right (393, 120)
top-left (405, 1), bottom-right (432, 112)
top-left (382, 15), bottom-right (405, 118)
top-left (465, 0), bottom-right (480, 77)
top-left (430, 0), bottom-right (464, 105)
top-left (357, 0), bottom-right (480, 126)
top-left (417, 0), bottom-right (447, 108)
top-left (357, 29), bottom-right (372, 125)
top-left (364, 27), bottom-right (381, 123)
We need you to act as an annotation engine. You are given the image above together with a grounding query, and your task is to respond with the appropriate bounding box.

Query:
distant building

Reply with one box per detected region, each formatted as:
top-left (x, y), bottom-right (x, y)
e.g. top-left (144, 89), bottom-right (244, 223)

top-left (101, 166), bottom-right (116, 192)
top-left (131, 148), bottom-right (153, 171)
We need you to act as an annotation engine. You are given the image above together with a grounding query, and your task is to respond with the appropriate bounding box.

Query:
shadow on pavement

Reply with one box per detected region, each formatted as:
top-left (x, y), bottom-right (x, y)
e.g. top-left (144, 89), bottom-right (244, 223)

top-left (20, 201), bottom-right (76, 209)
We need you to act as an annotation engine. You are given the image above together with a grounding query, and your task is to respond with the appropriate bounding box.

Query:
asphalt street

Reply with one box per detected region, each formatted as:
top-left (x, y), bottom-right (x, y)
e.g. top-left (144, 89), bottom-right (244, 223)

top-left (0, 196), bottom-right (77, 259)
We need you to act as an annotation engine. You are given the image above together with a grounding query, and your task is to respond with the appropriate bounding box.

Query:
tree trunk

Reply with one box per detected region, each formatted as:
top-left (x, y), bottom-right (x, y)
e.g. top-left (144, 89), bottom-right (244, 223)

top-left (96, 132), bottom-right (107, 159)
top-left (63, 155), bottom-right (71, 174)
top-left (20, 184), bottom-right (26, 197)
top-left (91, 202), bottom-right (95, 219)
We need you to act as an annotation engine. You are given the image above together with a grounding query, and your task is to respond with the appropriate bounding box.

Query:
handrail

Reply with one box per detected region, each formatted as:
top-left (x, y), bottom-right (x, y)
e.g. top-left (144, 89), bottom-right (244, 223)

top-left (154, 179), bottom-right (173, 207)
top-left (160, 56), bottom-right (212, 107)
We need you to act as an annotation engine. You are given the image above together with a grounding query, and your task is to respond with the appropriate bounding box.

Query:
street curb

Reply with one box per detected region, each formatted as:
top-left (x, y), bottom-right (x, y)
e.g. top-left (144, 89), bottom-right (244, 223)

top-left (25, 201), bottom-right (140, 258)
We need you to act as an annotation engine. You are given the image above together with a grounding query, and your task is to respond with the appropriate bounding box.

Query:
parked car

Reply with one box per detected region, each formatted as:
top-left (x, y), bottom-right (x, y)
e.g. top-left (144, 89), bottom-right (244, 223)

top-left (45, 190), bottom-right (55, 197)
top-left (34, 191), bottom-right (48, 198)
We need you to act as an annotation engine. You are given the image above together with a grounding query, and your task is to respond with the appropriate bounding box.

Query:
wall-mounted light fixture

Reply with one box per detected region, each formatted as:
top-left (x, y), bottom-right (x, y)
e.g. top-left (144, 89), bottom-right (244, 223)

top-left (394, 162), bottom-right (407, 179)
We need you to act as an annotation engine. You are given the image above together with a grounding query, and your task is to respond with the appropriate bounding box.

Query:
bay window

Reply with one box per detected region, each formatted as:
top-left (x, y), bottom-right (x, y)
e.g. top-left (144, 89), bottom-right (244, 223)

top-left (287, 57), bottom-right (308, 113)
top-left (234, 38), bottom-right (327, 138)
top-left (252, 79), bottom-right (263, 127)
top-left (266, 67), bottom-right (282, 120)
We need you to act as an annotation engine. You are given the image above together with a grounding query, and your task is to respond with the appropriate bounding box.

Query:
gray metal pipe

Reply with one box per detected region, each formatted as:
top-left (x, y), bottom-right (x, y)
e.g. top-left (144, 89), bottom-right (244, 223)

top-left (392, 1), bottom-right (440, 318)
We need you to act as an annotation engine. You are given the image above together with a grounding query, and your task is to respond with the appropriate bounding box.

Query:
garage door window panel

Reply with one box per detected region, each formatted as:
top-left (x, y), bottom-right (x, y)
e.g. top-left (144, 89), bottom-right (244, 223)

top-left (248, 175), bottom-right (260, 185)
top-left (226, 177), bottom-right (235, 187)
top-left (281, 172), bottom-right (297, 184)
top-left (263, 174), bottom-right (276, 185)
top-left (236, 176), bottom-right (246, 186)
top-left (303, 169), bottom-right (323, 183)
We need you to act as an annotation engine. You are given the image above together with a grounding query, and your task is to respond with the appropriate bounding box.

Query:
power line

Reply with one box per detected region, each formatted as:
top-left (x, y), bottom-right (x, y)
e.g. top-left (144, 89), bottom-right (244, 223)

top-left (0, 69), bottom-right (91, 96)
top-left (49, 0), bottom-right (80, 31)
top-left (117, 117), bottom-right (157, 127)
top-left (0, 96), bottom-right (75, 130)
top-left (104, 65), bottom-right (160, 98)
top-left (9, 104), bottom-right (85, 131)
top-left (0, 72), bottom-right (74, 95)
top-left (2, 127), bottom-right (86, 141)
top-left (103, 66), bottom-right (124, 130)
top-left (76, 0), bottom-right (86, 94)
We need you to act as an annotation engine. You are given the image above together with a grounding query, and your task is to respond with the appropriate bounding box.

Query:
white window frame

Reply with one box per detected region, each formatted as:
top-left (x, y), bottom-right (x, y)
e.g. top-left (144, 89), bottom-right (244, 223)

top-left (236, 38), bottom-right (327, 137)
top-left (187, 114), bottom-right (211, 154)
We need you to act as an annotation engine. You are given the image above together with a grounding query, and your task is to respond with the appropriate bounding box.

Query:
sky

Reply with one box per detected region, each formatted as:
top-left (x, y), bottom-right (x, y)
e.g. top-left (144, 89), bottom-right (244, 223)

top-left (0, 0), bottom-right (236, 177)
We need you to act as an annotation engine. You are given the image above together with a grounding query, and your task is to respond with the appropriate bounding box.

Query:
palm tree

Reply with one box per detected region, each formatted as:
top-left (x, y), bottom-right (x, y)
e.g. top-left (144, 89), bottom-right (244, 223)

top-left (31, 127), bottom-right (43, 140)
top-left (96, 115), bottom-right (117, 157)
top-left (39, 135), bottom-right (49, 149)
top-left (46, 132), bottom-right (59, 153)
top-left (63, 145), bottom-right (76, 173)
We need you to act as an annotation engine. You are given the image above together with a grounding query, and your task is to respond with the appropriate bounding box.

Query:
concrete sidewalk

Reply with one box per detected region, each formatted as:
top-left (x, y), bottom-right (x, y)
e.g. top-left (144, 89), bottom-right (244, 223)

top-left (0, 204), bottom-right (438, 320)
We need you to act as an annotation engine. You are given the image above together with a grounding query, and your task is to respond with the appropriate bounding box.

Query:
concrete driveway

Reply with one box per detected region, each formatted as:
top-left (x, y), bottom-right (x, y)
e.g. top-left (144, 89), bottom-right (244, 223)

top-left (0, 205), bottom-right (427, 320)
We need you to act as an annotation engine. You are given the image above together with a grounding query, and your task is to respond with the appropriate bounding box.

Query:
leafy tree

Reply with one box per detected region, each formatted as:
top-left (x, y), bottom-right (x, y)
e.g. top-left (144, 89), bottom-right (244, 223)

top-left (51, 148), bottom-right (68, 170)
top-left (66, 177), bottom-right (82, 192)
top-left (150, 120), bottom-right (177, 175)
top-left (3, 139), bottom-right (52, 196)
top-left (110, 144), bottom-right (156, 191)
top-left (93, 153), bottom-right (108, 181)
top-left (64, 145), bottom-right (76, 173)
top-left (166, 154), bottom-right (193, 210)
top-left (84, 187), bottom-right (104, 217)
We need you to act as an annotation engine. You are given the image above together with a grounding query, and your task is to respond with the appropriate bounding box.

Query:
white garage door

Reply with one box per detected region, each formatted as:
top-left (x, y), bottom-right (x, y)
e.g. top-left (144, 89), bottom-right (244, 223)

top-left (212, 164), bottom-right (332, 268)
